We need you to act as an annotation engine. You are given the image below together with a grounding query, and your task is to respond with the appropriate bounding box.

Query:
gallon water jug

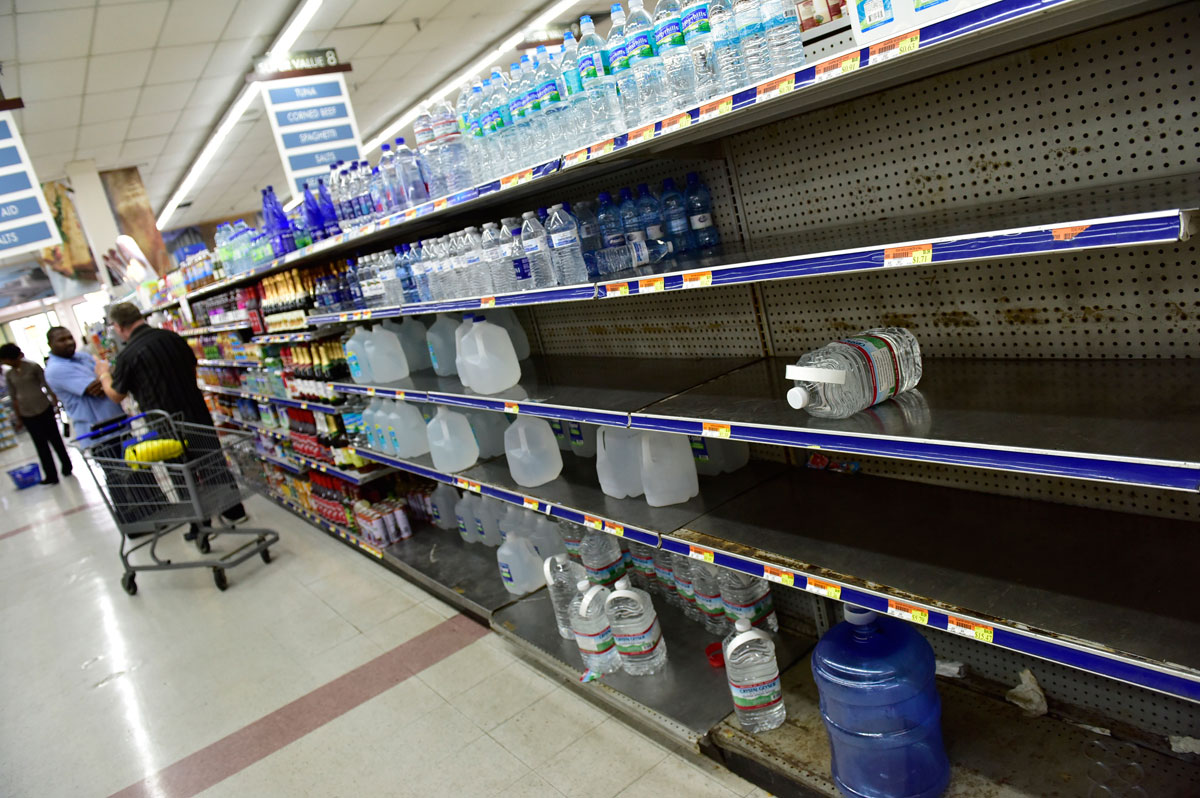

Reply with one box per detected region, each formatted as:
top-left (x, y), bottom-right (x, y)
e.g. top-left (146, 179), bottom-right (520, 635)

top-left (454, 314), bottom-right (477, 388)
top-left (690, 436), bottom-right (750, 475)
top-left (430, 483), bottom-right (460, 530)
top-left (468, 409), bottom-right (509, 458)
top-left (528, 515), bottom-right (568, 558)
top-left (460, 317), bottom-right (522, 394)
top-left (393, 317), bottom-right (432, 371)
top-left (724, 618), bottom-right (787, 732)
top-left (596, 427), bottom-right (644, 499)
top-left (345, 327), bottom-right (375, 383)
top-left (368, 324), bottom-right (410, 382)
top-left (640, 431), bottom-right (699, 506)
top-left (567, 421), bottom-right (596, 457)
top-left (427, 406), bottom-right (479, 472)
top-left (474, 496), bottom-right (504, 547)
top-left (387, 400), bottom-right (429, 458)
top-left (504, 415), bottom-right (563, 487)
top-left (454, 492), bottom-right (478, 543)
top-left (425, 315), bottom-right (459, 376)
top-left (485, 307), bottom-right (530, 359)
top-left (361, 397), bottom-right (385, 451)
top-left (550, 419), bottom-right (572, 451)
top-left (496, 524), bottom-right (543, 594)
top-left (812, 606), bottom-right (950, 798)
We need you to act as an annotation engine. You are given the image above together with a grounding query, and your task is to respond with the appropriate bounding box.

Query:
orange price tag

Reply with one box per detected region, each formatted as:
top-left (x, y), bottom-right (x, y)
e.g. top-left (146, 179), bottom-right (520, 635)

top-left (663, 112), bottom-right (692, 132)
top-left (701, 422), bottom-right (731, 438)
top-left (590, 139), bottom-right (615, 156)
top-left (480, 296), bottom-right (496, 308)
top-left (433, 198), bottom-right (448, 211)
top-left (454, 477), bottom-right (469, 490)
top-left (504, 402), bottom-right (519, 414)
top-left (565, 148), bottom-right (589, 167)
top-left (395, 390), bottom-right (405, 401)
top-left (1052, 225), bottom-right (1090, 241)
top-left (603, 521), bottom-right (625, 537)
top-left (404, 208), bottom-right (417, 220)
top-left (682, 270), bottom-right (712, 289)
top-left (604, 282), bottom-right (630, 297)
top-left (629, 124), bottom-right (655, 144)
top-left (638, 277), bottom-right (664, 293)
top-left (688, 545), bottom-right (715, 563)
top-left (804, 577), bottom-right (842, 599)
top-left (583, 515), bottom-right (603, 531)
top-left (887, 600), bottom-right (929, 625)
top-left (523, 497), bottom-right (544, 513)
top-left (366, 387), bottom-right (376, 396)
top-left (357, 223), bottom-right (374, 236)
top-left (337, 313), bottom-right (349, 322)
top-left (700, 97), bottom-right (733, 120)
top-left (762, 565), bottom-right (795, 587)
top-left (756, 75), bottom-right (794, 98)
top-left (500, 173), bottom-right (520, 189)
top-left (883, 244), bottom-right (933, 267)
top-left (815, 53), bottom-right (860, 83)
top-left (947, 616), bottom-right (994, 642)
top-left (898, 31), bottom-right (921, 55)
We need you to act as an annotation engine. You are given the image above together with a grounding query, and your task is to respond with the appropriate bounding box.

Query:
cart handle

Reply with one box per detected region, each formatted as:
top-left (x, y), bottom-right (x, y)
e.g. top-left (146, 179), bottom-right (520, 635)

top-left (73, 412), bottom-right (149, 441)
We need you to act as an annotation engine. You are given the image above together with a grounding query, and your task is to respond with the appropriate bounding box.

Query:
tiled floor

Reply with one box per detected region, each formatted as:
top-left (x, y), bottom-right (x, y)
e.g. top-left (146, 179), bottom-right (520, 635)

top-left (0, 436), bottom-right (769, 798)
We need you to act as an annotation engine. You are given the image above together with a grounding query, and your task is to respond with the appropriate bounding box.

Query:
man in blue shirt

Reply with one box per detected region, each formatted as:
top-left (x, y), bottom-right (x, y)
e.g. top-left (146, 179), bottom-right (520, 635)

top-left (44, 327), bottom-right (124, 441)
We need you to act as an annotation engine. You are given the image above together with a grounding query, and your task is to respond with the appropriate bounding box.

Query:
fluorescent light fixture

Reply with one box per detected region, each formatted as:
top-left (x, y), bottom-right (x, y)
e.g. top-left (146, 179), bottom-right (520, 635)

top-left (268, 0), bottom-right (325, 56)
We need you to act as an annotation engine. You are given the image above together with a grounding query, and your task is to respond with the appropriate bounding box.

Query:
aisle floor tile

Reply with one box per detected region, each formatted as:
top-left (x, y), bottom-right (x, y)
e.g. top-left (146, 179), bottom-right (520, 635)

top-left (539, 716), bottom-right (673, 798)
top-left (490, 686), bottom-right (613, 769)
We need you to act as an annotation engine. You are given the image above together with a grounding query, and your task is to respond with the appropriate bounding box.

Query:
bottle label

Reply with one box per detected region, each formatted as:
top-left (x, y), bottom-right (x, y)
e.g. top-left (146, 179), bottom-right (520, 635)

top-left (427, 343), bottom-right (439, 371)
top-left (607, 43), bottom-right (629, 72)
top-left (696, 590), bottom-right (725, 618)
top-left (508, 96), bottom-right (524, 120)
top-left (574, 625), bottom-right (616, 655)
top-left (858, 0), bottom-right (895, 32)
top-left (602, 231), bottom-right (626, 248)
top-left (655, 563), bottom-right (674, 587)
top-left (837, 333), bottom-right (902, 405)
top-left (667, 213), bottom-right (690, 234)
top-left (614, 617), bottom-right (663, 656)
top-left (563, 532), bottom-right (582, 558)
top-left (729, 670), bottom-right (783, 711)
top-left (414, 123), bottom-right (435, 146)
top-left (653, 19), bottom-right (685, 50)
top-left (681, 5), bottom-right (711, 39)
top-left (432, 503), bottom-right (441, 521)
top-left (470, 117), bottom-right (484, 138)
top-left (690, 436), bottom-right (711, 462)
top-left (723, 592), bottom-right (777, 627)
top-left (523, 238), bottom-right (545, 253)
top-left (388, 427), bottom-right (400, 451)
top-left (520, 89), bottom-right (537, 116)
top-left (675, 575), bottom-right (697, 605)
top-left (689, 212), bottom-right (713, 229)
top-left (495, 104), bottom-right (513, 129)
top-left (549, 230), bottom-right (580, 248)
top-left (433, 118), bottom-right (458, 140)
top-left (498, 561), bottom-right (515, 584)
top-left (585, 553), bottom-right (627, 586)
top-left (347, 352), bottom-right (362, 378)
top-left (632, 550), bottom-right (656, 577)
top-left (563, 67), bottom-right (584, 96)
top-left (465, 254), bottom-right (481, 266)
top-left (568, 421), bottom-right (585, 447)
top-left (646, 224), bottom-right (665, 239)
top-left (512, 254), bottom-right (532, 281)
top-left (456, 514), bottom-right (468, 536)
top-left (550, 419), bottom-right (566, 441)
top-left (626, 230), bottom-right (647, 243)
top-left (627, 31), bottom-right (655, 60)
top-left (737, 15), bottom-right (765, 35)
top-left (578, 54), bottom-right (599, 83)
top-left (536, 79), bottom-right (561, 107)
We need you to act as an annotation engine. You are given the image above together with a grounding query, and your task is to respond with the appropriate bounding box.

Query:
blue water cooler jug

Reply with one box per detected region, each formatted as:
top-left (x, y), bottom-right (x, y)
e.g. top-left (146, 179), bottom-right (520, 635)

top-left (812, 605), bottom-right (950, 798)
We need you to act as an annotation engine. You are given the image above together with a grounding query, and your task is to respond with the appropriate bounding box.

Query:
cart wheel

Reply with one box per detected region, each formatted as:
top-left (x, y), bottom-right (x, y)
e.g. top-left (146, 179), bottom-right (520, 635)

top-left (212, 567), bottom-right (228, 591)
top-left (121, 572), bottom-right (137, 596)
top-left (259, 547), bottom-right (271, 564)
top-left (196, 533), bottom-right (211, 554)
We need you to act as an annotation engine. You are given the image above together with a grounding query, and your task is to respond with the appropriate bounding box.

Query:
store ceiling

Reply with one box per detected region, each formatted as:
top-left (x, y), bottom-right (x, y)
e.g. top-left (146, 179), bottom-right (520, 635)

top-left (0, 0), bottom-right (589, 230)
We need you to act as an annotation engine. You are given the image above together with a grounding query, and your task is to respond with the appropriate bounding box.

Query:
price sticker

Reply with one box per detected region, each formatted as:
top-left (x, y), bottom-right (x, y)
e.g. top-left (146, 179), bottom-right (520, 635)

top-left (480, 296), bottom-right (496, 308)
top-left (500, 172), bottom-right (520, 189)
top-left (433, 198), bottom-right (448, 211)
top-left (583, 515), bottom-right (603, 531)
top-left (504, 402), bottom-right (520, 414)
top-left (454, 477), bottom-right (469, 490)
top-left (815, 53), bottom-right (861, 83)
top-left (467, 481), bottom-right (482, 494)
top-left (360, 542), bottom-right (383, 558)
top-left (688, 545), bottom-right (715, 563)
top-left (362, 310), bottom-right (373, 319)
top-left (762, 565), bottom-right (795, 586)
top-left (664, 112), bottom-right (692, 133)
top-left (394, 390), bottom-right (405, 401)
top-left (638, 277), bottom-right (665, 293)
top-left (898, 31), bottom-right (921, 55)
top-left (701, 422), bottom-right (731, 438)
top-left (604, 282), bottom-right (630, 297)
top-left (700, 96), bottom-right (733, 121)
top-left (804, 577), bottom-right (842, 599)
top-left (517, 168), bottom-right (534, 184)
top-left (377, 216), bottom-right (393, 229)
top-left (869, 31), bottom-right (920, 65)
top-left (357, 222), bottom-right (374, 236)
top-left (300, 402), bottom-right (309, 410)
top-left (947, 616), bottom-right (994, 643)
top-left (883, 244), bottom-right (933, 267)
top-left (682, 270), bottom-right (713, 289)
top-left (1052, 225), bottom-right (1090, 241)
top-left (756, 75), bottom-right (795, 99)
top-left (591, 139), bottom-right (615, 156)
top-left (523, 497), bottom-right (544, 513)
top-left (404, 208), bottom-right (417, 220)
top-left (629, 124), bottom-right (656, 145)
top-left (564, 148), bottom-right (589, 167)
top-left (887, 599), bottom-right (929, 625)
top-left (366, 387), bottom-right (376, 396)
top-left (603, 520), bottom-right (625, 537)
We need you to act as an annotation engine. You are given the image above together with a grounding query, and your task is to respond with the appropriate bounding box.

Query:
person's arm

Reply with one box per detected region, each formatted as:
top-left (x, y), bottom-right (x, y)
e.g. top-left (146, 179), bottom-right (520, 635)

top-left (95, 359), bottom-right (127, 403)
top-left (47, 360), bottom-right (106, 401)
top-left (5, 371), bottom-right (20, 420)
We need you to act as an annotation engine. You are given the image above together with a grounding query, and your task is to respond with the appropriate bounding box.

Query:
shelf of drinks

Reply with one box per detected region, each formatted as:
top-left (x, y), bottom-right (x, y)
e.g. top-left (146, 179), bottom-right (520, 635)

top-left (197, 359), bottom-right (263, 368)
top-left (213, 413), bottom-right (289, 442)
top-left (308, 283), bottom-right (596, 325)
top-left (261, 491), bottom-right (384, 559)
top-left (664, 467), bottom-right (1200, 704)
top-left (198, 383), bottom-right (345, 415)
top-left (146, 0), bottom-right (1158, 320)
top-left (176, 322), bottom-right (251, 338)
top-left (285, 450), bottom-right (395, 487)
top-left (260, 450), bottom-right (305, 476)
top-left (249, 327), bottom-right (340, 344)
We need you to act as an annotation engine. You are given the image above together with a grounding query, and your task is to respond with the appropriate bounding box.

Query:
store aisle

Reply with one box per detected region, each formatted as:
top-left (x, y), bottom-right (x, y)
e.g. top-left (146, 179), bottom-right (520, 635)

top-left (0, 438), bottom-right (767, 798)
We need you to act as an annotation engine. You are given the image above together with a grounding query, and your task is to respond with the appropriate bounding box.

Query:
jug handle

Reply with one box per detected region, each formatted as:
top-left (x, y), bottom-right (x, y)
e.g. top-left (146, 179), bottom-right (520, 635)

top-left (543, 556), bottom-right (558, 589)
top-left (728, 627), bottom-right (774, 654)
top-left (580, 583), bottom-right (607, 616)
top-left (605, 589), bottom-right (641, 610)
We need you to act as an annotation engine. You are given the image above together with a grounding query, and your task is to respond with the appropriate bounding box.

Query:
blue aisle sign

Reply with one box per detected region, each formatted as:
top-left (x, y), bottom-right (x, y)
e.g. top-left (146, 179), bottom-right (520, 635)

top-left (259, 70), bottom-right (363, 202)
top-left (0, 111), bottom-right (61, 258)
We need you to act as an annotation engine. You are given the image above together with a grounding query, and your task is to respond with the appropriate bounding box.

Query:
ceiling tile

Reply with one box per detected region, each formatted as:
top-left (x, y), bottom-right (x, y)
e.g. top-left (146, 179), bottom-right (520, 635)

top-left (18, 58), bottom-right (87, 101)
top-left (16, 0), bottom-right (91, 10)
top-left (185, 76), bottom-right (236, 110)
top-left (73, 143), bottom-right (123, 171)
top-left (165, 128), bottom-right (206, 155)
top-left (434, 0), bottom-right (486, 18)
top-left (291, 29), bottom-right (327, 51)
top-left (0, 0), bottom-right (11, 14)
top-left (158, 0), bottom-right (239, 47)
top-left (318, 26), bottom-right (376, 59)
top-left (91, 2), bottom-right (168, 56)
top-left (19, 95), bottom-right (81, 133)
top-left (345, 54), bottom-right (388, 85)
top-left (391, 0), bottom-right (449, 22)
top-left (0, 13), bottom-right (14, 62)
top-left (146, 43), bottom-right (216, 86)
top-left (25, 127), bottom-right (76, 157)
top-left (82, 88), bottom-right (140, 124)
top-left (339, 0), bottom-right (401, 28)
top-left (121, 135), bottom-right (168, 162)
top-left (129, 110), bottom-right (180, 138)
top-left (86, 50), bottom-right (154, 94)
top-left (354, 22), bottom-right (417, 59)
top-left (78, 118), bottom-right (131, 147)
top-left (135, 82), bottom-right (193, 115)
top-left (30, 152), bottom-right (74, 182)
top-left (202, 36), bottom-right (268, 78)
top-left (0, 63), bottom-right (19, 99)
top-left (227, 0), bottom-right (292, 38)
top-left (15, 8), bottom-right (94, 63)
top-left (307, 0), bottom-right (359, 30)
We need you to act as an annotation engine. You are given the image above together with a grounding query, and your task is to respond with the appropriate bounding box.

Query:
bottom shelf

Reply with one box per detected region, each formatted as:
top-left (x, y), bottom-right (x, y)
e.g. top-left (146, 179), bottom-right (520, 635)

top-left (380, 525), bottom-right (519, 620)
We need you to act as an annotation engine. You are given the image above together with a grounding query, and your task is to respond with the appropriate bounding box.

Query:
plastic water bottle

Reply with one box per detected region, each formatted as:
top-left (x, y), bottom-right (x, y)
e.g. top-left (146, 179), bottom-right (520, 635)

top-left (653, 0), bottom-right (699, 111)
top-left (606, 4), bottom-right (642, 130)
top-left (635, 183), bottom-right (666, 241)
top-left (426, 406), bottom-right (480, 472)
top-left (412, 104), bottom-right (443, 197)
top-left (430, 483), bottom-right (459, 530)
top-left (425, 315), bottom-right (459, 376)
top-left (813, 606), bottom-right (950, 797)
top-left (672, 555), bottom-right (703, 621)
top-left (481, 222), bottom-right (514, 294)
top-left (345, 327), bottom-right (374, 383)
top-left (595, 427), bottom-right (644, 499)
top-left (504, 415), bottom-right (564, 487)
top-left (434, 97), bottom-right (473, 193)
top-left (641, 431), bottom-right (699, 506)
top-left (580, 529), bottom-right (627, 587)
top-left (626, 540), bottom-right (657, 590)
top-left (684, 172), bottom-right (720, 248)
top-left (652, 548), bottom-right (680, 604)
top-left (626, 0), bottom-right (671, 120)
top-left (545, 554), bottom-right (586, 638)
top-left (533, 46), bottom-right (568, 161)
top-left (546, 204), bottom-right (590, 286)
top-left (466, 83), bottom-right (491, 180)
top-left (691, 561), bottom-right (729, 634)
top-left (719, 570), bottom-right (779, 631)
top-left (460, 317), bottom-right (521, 394)
top-left (572, 201), bottom-right (602, 279)
top-left (497, 522), bottom-right (543, 594)
top-left (510, 56), bottom-right (537, 168)
top-left (501, 217), bottom-right (536, 291)
top-left (579, 16), bottom-right (624, 142)
top-left (617, 188), bottom-right (644, 243)
top-left (682, 0), bottom-right (722, 101)
top-left (393, 138), bottom-right (430, 204)
top-left (733, 0), bottom-right (773, 82)
top-left (660, 177), bottom-right (697, 254)
top-left (489, 69), bottom-right (516, 174)
top-left (606, 576), bottom-right (669, 675)
top-left (570, 581), bottom-right (622, 674)
top-left (520, 211), bottom-right (557, 288)
top-left (724, 617), bottom-right (786, 732)
top-left (558, 32), bottom-right (587, 144)
top-left (786, 327), bottom-right (922, 418)
top-left (761, 0), bottom-right (806, 72)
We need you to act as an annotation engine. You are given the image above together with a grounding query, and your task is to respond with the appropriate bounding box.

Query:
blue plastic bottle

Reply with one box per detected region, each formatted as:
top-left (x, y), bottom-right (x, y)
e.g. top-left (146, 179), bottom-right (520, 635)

top-left (617, 187), bottom-right (644, 242)
top-left (635, 183), bottom-right (665, 240)
top-left (660, 177), bottom-right (696, 254)
top-left (812, 606), bottom-right (950, 798)
top-left (685, 171), bottom-right (720, 249)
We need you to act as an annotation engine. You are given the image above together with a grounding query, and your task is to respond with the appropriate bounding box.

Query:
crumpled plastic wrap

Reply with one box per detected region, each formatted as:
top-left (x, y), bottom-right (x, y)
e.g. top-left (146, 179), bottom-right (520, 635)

top-left (1005, 668), bottom-right (1048, 716)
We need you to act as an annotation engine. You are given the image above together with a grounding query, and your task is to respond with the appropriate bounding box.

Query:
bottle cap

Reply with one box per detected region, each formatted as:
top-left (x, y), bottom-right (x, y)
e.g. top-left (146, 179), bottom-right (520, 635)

top-left (614, 576), bottom-right (631, 590)
top-left (597, 191), bottom-right (611, 202)
top-left (845, 605), bottom-right (878, 625)
top-left (734, 618), bottom-right (752, 632)
top-left (662, 177), bottom-right (677, 190)
top-left (786, 386), bottom-right (809, 409)
top-left (395, 137), bottom-right (404, 144)
top-left (381, 143), bottom-right (390, 151)
top-left (576, 579), bottom-right (590, 593)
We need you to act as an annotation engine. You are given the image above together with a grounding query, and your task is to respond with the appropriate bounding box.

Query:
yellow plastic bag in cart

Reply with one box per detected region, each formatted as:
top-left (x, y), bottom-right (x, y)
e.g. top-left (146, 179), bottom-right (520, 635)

top-left (124, 438), bottom-right (185, 468)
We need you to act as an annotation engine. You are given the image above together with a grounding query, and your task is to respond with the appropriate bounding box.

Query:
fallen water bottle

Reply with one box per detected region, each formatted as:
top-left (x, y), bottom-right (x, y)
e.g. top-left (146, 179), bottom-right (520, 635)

top-left (785, 327), bottom-right (923, 419)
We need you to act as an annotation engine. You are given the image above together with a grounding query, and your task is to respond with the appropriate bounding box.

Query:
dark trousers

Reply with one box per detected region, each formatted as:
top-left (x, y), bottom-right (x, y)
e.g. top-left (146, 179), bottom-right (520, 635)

top-left (22, 406), bottom-right (70, 481)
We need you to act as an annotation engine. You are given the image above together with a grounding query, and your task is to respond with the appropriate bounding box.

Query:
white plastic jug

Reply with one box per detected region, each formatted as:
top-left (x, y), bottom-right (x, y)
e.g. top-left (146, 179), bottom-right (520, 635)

top-left (425, 315), bottom-right (459, 377)
top-left (454, 314), bottom-right (477, 388)
top-left (460, 318), bottom-right (522, 395)
top-left (485, 307), bottom-right (531, 360)
top-left (426, 406), bottom-right (479, 472)
top-left (360, 397), bottom-right (384, 451)
top-left (387, 400), bottom-right (430, 458)
top-left (474, 496), bottom-right (504, 546)
top-left (691, 436), bottom-right (750, 475)
top-left (497, 503), bottom-right (529, 543)
top-left (454, 492), bottom-right (478, 543)
top-left (345, 327), bottom-right (375, 383)
top-left (468, 409), bottom-right (509, 458)
top-left (368, 324), bottom-right (411, 382)
top-left (528, 515), bottom-right (568, 559)
top-left (392, 317), bottom-right (432, 372)
top-left (430, 482), bottom-right (459, 530)
top-left (496, 524), bottom-right (544, 594)
top-left (504, 415), bottom-right (563, 487)
top-left (641, 431), bottom-right (699, 507)
top-left (596, 427), bottom-right (644, 499)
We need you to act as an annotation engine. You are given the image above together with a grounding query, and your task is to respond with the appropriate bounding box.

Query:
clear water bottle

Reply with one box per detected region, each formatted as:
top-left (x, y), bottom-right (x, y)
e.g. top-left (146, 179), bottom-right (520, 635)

top-left (672, 554), bottom-right (703, 621)
top-left (546, 204), bottom-right (590, 286)
top-left (544, 554), bottom-right (586, 639)
top-left (580, 528), bottom-right (627, 587)
top-left (685, 171), bottom-right (720, 248)
top-left (813, 606), bottom-right (950, 798)
top-left (533, 46), bottom-right (568, 161)
top-left (510, 56), bottom-right (537, 167)
top-left (488, 69), bottom-right (516, 174)
top-left (378, 143), bottom-right (405, 210)
top-left (570, 580), bottom-right (622, 674)
top-left (761, 0), bottom-right (806, 72)
top-left (733, 0), bottom-right (774, 83)
top-left (691, 561), bottom-right (729, 634)
top-left (627, 540), bottom-right (658, 590)
top-left (606, 576), bottom-right (669, 675)
top-left (653, 548), bottom-right (681, 605)
top-left (501, 217), bottom-right (536, 291)
top-left (455, 82), bottom-right (480, 178)
top-left (653, 0), bottom-right (699, 111)
top-left (719, 570), bottom-right (779, 631)
top-left (627, 0), bottom-right (671, 120)
top-left (606, 4), bottom-right (642, 130)
top-left (616, 188), bottom-right (645, 243)
top-left (558, 32), bottom-right (588, 146)
top-left (520, 211), bottom-right (557, 288)
top-left (573, 201), bottom-right (603, 279)
top-left (393, 138), bottom-right (430, 204)
top-left (481, 222), bottom-right (514, 294)
top-left (660, 177), bottom-right (697, 254)
top-left (596, 192), bottom-right (626, 249)
top-left (709, 1), bottom-right (748, 93)
top-left (412, 103), bottom-right (444, 198)
top-left (786, 328), bottom-right (922, 419)
top-left (467, 83), bottom-right (493, 180)
top-left (433, 97), bottom-right (473, 194)
top-left (724, 617), bottom-right (786, 732)
top-left (636, 183), bottom-right (666, 241)
top-left (682, 0), bottom-right (722, 101)
top-left (579, 16), bottom-right (624, 142)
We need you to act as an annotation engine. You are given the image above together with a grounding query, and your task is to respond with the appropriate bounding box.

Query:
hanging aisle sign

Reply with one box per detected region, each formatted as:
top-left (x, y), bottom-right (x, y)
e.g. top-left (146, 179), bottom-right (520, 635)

top-left (0, 110), bottom-right (62, 258)
top-left (253, 50), bottom-right (363, 199)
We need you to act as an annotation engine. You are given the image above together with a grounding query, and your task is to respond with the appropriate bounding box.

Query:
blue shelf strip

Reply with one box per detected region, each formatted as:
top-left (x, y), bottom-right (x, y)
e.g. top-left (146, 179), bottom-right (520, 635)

top-left (307, 283), bottom-right (596, 325)
top-left (261, 451), bottom-right (305, 475)
top-left (179, 322), bottom-right (251, 337)
top-left (198, 359), bottom-right (262, 368)
top-left (658, 534), bottom-right (1200, 704)
top-left (328, 382), bottom-right (429, 402)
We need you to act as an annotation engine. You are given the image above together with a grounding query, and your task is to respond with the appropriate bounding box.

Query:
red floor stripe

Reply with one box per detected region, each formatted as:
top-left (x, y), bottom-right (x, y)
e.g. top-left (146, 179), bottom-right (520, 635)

top-left (0, 501), bottom-right (102, 541)
top-left (108, 613), bottom-right (488, 798)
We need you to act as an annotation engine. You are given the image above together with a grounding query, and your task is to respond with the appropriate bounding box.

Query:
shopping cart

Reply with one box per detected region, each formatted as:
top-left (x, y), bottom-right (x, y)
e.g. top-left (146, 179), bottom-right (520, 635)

top-left (75, 411), bottom-right (279, 595)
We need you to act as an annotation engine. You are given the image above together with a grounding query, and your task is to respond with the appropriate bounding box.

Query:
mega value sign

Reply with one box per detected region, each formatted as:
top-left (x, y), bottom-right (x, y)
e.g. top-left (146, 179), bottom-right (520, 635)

top-left (0, 111), bottom-right (61, 258)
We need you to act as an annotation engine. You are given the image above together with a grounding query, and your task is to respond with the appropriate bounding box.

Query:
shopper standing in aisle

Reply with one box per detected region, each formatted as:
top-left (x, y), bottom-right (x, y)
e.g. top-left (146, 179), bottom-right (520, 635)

top-left (43, 327), bottom-right (125, 440)
top-left (0, 343), bottom-right (71, 484)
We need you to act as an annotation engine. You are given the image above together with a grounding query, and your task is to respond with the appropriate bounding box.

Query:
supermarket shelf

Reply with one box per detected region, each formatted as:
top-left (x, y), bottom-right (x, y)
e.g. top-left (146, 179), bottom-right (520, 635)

top-left (197, 359), bottom-right (262, 368)
top-left (260, 450), bottom-right (305, 476)
top-left (631, 357), bottom-right (1200, 491)
top-left (307, 283), bottom-right (597, 325)
top-left (199, 383), bottom-right (344, 414)
top-left (251, 327), bottom-right (341, 344)
top-left (213, 413), bottom-right (289, 441)
top-left (492, 586), bottom-right (808, 746)
top-left (177, 322), bottom-right (250, 337)
top-left (262, 492), bottom-right (384, 559)
top-left (664, 468), bottom-right (1200, 704)
top-left (380, 525), bottom-right (519, 619)
top-left (286, 450), bottom-right (394, 486)
top-left (200, 384), bottom-right (253, 399)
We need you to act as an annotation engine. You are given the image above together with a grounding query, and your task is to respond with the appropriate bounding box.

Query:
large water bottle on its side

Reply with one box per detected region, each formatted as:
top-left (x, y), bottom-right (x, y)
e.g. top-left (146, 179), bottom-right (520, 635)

top-left (724, 617), bottom-right (787, 732)
top-left (733, 0), bottom-right (774, 83)
top-left (606, 576), bottom-right (669, 675)
top-left (426, 406), bottom-right (479, 472)
top-left (691, 561), bottom-right (730, 634)
top-left (520, 211), bottom-right (557, 288)
top-left (596, 427), bottom-right (644, 499)
top-left (709, 0), bottom-right (747, 92)
top-left (504, 415), bottom-right (564, 487)
top-left (760, 0), bottom-right (806, 73)
top-left (546, 204), bottom-right (590, 286)
top-left (606, 4), bottom-right (642, 130)
top-left (570, 581), bottom-right (622, 674)
top-left (786, 327), bottom-right (923, 419)
top-left (430, 483), bottom-right (460, 530)
top-left (640, 430), bottom-right (699, 506)
top-left (545, 555), bottom-right (586, 638)
top-left (719, 570), bottom-right (779, 631)
top-left (653, 0), bottom-right (700, 112)
top-left (813, 606), bottom-right (950, 798)
top-left (685, 171), bottom-right (720, 249)
top-left (580, 529), bottom-right (627, 587)
top-left (425, 314), bottom-right (459, 377)
top-left (681, 0), bottom-right (722, 101)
